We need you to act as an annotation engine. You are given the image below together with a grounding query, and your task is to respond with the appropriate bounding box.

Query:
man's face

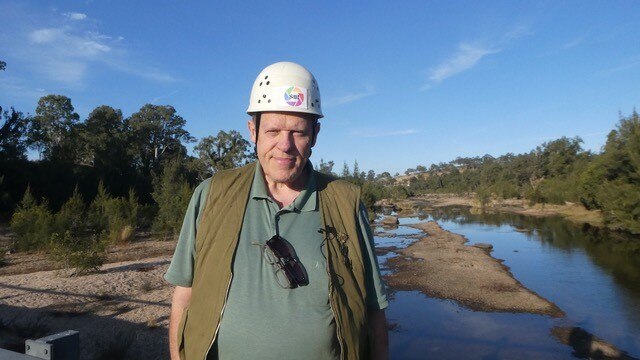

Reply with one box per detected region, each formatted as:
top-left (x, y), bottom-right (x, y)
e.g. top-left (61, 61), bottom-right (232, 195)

top-left (248, 112), bottom-right (320, 186)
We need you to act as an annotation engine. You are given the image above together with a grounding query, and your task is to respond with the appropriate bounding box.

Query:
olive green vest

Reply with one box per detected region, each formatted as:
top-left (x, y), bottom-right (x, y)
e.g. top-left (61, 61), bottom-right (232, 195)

top-left (177, 163), bottom-right (369, 360)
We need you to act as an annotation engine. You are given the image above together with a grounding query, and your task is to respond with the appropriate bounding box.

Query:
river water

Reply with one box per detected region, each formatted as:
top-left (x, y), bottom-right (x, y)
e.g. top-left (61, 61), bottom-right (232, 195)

top-left (376, 206), bottom-right (640, 359)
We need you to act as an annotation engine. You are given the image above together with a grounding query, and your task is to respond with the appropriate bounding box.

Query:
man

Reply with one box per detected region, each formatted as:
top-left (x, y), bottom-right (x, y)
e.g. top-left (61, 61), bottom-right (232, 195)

top-left (165, 62), bottom-right (388, 360)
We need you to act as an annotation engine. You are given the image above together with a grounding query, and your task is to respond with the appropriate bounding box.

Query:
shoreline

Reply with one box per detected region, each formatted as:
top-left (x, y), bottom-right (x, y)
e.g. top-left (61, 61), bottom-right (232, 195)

top-left (386, 193), bottom-right (604, 228)
top-left (383, 221), bottom-right (565, 317)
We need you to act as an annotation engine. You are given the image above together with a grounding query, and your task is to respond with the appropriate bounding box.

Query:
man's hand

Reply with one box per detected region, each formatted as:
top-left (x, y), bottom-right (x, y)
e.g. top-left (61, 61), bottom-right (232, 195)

top-left (368, 309), bottom-right (389, 360)
top-left (169, 286), bottom-right (192, 360)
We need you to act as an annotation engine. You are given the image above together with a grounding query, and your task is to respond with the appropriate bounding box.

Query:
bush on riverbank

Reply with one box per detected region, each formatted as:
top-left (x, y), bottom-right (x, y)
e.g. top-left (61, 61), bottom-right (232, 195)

top-left (397, 111), bottom-right (640, 234)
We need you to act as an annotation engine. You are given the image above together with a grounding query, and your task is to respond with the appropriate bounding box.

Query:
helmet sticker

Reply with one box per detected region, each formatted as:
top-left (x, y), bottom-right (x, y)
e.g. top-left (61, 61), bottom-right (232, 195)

top-left (278, 86), bottom-right (308, 109)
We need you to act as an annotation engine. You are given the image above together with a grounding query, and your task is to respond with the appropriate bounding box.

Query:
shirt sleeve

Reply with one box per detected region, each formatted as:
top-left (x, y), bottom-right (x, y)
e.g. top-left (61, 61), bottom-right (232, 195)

top-left (357, 201), bottom-right (389, 310)
top-left (163, 177), bottom-right (212, 287)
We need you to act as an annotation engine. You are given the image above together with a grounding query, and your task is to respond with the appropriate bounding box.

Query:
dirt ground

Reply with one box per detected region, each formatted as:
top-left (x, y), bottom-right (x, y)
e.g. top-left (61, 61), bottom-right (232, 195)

top-left (0, 228), bottom-right (176, 359)
top-left (384, 221), bottom-right (565, 317)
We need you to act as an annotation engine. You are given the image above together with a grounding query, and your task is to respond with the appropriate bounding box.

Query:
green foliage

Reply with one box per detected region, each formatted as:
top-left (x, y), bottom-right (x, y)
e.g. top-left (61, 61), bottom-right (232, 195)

top-left (152, 159), bottom-right (193, 239)
top-left (388, 185), bottom-right (411, 200)
top-left (361, 181), bottom-right (387, 211)
top-left (128, 104), bottom-right (195, 178)
top-left (49, 231), bottom-right (107, 275)
top-left (27, 95), bottom-right (80, 161)
top-left (475, 186), bottom-right (492, 208)
top-left (0, 106), bottom-right (28, 161)
top-left (54, 186), bottom-right (86, 236)
top-left (88, 182), bottom-right (139, 243)
top-left (578, 111), bottom-right (640, 233)
top-left (192, 130), bottom-right (254, 179)
top-left (9, 187), bottom-right (54, 251)
top-left (318, 158), bottom-right (335, 175)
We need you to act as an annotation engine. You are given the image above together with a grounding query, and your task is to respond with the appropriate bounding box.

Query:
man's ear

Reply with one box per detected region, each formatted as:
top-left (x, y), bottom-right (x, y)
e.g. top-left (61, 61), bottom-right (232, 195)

top-left (311, 121), bottom-right (321, 147)
top-left (248, 119), bottom-right (257, 144)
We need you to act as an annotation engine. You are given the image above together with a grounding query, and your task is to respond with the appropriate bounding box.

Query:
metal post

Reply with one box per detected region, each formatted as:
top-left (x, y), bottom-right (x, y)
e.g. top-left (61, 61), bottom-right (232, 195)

top-left (24, 331), bottom-right (79, 360)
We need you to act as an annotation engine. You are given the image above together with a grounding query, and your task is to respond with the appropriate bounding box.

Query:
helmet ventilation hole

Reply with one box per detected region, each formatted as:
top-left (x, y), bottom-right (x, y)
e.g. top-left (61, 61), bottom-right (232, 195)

top-left (266, 81), bottom-right (270, 85)
top-left (268, 99), bottom-right (271, 103)
top-left (263, 94), bottom-right (266, 98)
top-left (259, 82), bottom-right (263, 86)
top-left (265, 75), bottom-right (269, 79)
top-left (258, 100), bottom-right (261, 103)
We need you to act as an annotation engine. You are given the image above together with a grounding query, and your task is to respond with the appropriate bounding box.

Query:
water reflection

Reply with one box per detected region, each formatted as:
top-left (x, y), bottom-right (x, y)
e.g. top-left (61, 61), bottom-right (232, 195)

top-left (378, 206), bottom-right (640, 359)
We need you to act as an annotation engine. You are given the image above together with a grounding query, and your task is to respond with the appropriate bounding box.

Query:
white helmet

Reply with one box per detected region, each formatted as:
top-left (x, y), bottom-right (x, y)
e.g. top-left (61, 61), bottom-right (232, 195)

top-left (246, 62), bottom-right (323, 118)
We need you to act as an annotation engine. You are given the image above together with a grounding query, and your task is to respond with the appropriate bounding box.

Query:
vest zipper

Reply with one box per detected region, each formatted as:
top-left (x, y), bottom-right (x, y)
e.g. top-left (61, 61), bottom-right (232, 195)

top-left (325, 243), bottom-right (345, 360)
top-left (205, 273), bottom-right (234, 360)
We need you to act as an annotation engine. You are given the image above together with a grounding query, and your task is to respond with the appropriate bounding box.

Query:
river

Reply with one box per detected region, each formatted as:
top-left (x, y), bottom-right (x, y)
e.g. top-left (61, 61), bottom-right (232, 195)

top-left (377, 206), bottom-right (640, 359)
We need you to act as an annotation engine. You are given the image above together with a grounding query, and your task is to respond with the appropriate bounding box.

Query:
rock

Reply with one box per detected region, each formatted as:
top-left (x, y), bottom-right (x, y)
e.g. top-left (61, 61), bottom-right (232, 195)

top-left (473, 243), bottom-right (493, 251)
top-left (381, 216), bottom-right (399, 226)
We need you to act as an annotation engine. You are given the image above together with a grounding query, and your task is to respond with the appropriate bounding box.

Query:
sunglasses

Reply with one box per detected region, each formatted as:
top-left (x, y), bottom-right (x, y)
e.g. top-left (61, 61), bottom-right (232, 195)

top-left (257, 235), bottom-right (309, 289)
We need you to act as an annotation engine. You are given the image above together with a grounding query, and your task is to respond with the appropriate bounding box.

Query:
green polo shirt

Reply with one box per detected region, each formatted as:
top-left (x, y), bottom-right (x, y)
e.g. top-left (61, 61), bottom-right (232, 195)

top-left (165, 162), bottom-right (388, 360)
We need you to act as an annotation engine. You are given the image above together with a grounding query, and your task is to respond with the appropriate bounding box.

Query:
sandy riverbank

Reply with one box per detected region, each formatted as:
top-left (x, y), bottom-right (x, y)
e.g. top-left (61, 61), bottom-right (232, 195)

top-left (386, 193), bottom-right (604, 228)
top-left (383, 221), bottom-right (565, 317)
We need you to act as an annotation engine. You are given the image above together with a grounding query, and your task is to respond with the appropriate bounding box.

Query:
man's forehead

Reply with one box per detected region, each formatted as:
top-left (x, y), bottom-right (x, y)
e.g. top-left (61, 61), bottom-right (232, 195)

top-left (259, 112), bottom-right (316, 128)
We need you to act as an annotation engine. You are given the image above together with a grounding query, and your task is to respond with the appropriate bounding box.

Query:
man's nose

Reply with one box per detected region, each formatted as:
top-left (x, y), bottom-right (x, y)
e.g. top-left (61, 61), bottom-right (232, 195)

top-left (277, 132), bottom-right (294, 152)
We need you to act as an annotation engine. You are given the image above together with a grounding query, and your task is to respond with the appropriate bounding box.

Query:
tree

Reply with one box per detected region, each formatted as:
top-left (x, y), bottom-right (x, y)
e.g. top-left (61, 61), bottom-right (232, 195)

top-left (0, 106), bottom-right (28, 160)
top-left (318, 158), bottom-right (335, 175)
top-left (535, 136), bottom-right (584, 177)
top-left (366, 170), bottom-right (375, 181)
top-left (581, 111), bottom-right (640, 233)
top-left (416, 165), bottom-right (427, 172)
top-left (128, 104), bottom-right (195, 177)
top-left (352, 160), bottom-right (360, 180)
top-left (0, 60), bottom-right (6, 71)
top-left (193, 130), bottom-right (254, 178)
top-left (341, 162), bottom-right (350, 178)
top-left (78, 105), bottom-right (128, 166)
top-left (27, 95), bottom-right (80, 161)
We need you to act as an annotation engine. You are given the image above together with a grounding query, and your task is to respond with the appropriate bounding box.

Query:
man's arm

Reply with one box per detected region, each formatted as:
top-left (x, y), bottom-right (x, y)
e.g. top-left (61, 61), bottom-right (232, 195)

top-left (169, 286), bottom-right (192, 360)
top-left (368, 309), bottom-right (389, 360)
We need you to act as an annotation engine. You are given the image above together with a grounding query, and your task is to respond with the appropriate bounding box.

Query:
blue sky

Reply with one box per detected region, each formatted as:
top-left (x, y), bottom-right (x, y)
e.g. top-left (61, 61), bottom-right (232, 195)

top-left (1, 1), bottom-right (639, 174)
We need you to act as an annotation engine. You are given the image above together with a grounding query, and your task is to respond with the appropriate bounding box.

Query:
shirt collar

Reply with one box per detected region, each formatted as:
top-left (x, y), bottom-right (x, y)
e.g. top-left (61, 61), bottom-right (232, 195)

top-left (251, 161), bottom-right (317, 213)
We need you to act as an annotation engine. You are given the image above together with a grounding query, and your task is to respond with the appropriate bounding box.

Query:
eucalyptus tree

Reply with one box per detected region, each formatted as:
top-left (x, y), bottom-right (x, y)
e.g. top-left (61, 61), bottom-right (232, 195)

top-left (27, 94), bottom-right (80, 162)
top-left (127, 104), bottom-right (195, 178)
top-left (0, 106), bottom-right (28, 161)
top-left (192, 130), bottom-right (254, 179)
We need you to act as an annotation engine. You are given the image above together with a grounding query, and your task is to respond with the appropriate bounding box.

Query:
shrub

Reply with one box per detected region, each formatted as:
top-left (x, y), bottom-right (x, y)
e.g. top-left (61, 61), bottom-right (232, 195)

top-left (49, 231), bottom-right (107, 275)
top-left (53, 186), bottom-right (86, 236)
top-left (88, 183), bottom-right (139, 244)
top-left (387, 185), bottom-right (411, 200)
top-left (9, 186), bottom-right (54, 251)
top-left (475, 186), bottom-right (491, 208)
top-left (152, 159), bottom-right (193, 239)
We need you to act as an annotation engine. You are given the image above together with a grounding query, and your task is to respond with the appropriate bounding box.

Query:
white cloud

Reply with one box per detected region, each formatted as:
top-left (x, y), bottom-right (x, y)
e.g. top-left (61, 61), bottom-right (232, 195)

top-left (562, 35), bottom-right (586, 49)
top-left (8, 10), bottom-right (177, 87)
top-left (604, 55), bottom-right (640, 73)
top-left (329, 85), bottom-right (375, 106)
top-left (352, 129), bottom-right (420, 138)
top-left (421, 25), bottom-right (531, 91)
top-left (422, 43), bottom-right (499, 90)
top-left (29, 28), bottom-right (65, 44)
top-left (63, 12), bottom-right (87, 20)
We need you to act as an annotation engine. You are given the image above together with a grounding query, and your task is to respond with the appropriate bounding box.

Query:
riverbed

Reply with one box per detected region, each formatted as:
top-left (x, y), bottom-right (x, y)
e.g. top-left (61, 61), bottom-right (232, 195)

top-left (379, 207), bottom-right (640, 359)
